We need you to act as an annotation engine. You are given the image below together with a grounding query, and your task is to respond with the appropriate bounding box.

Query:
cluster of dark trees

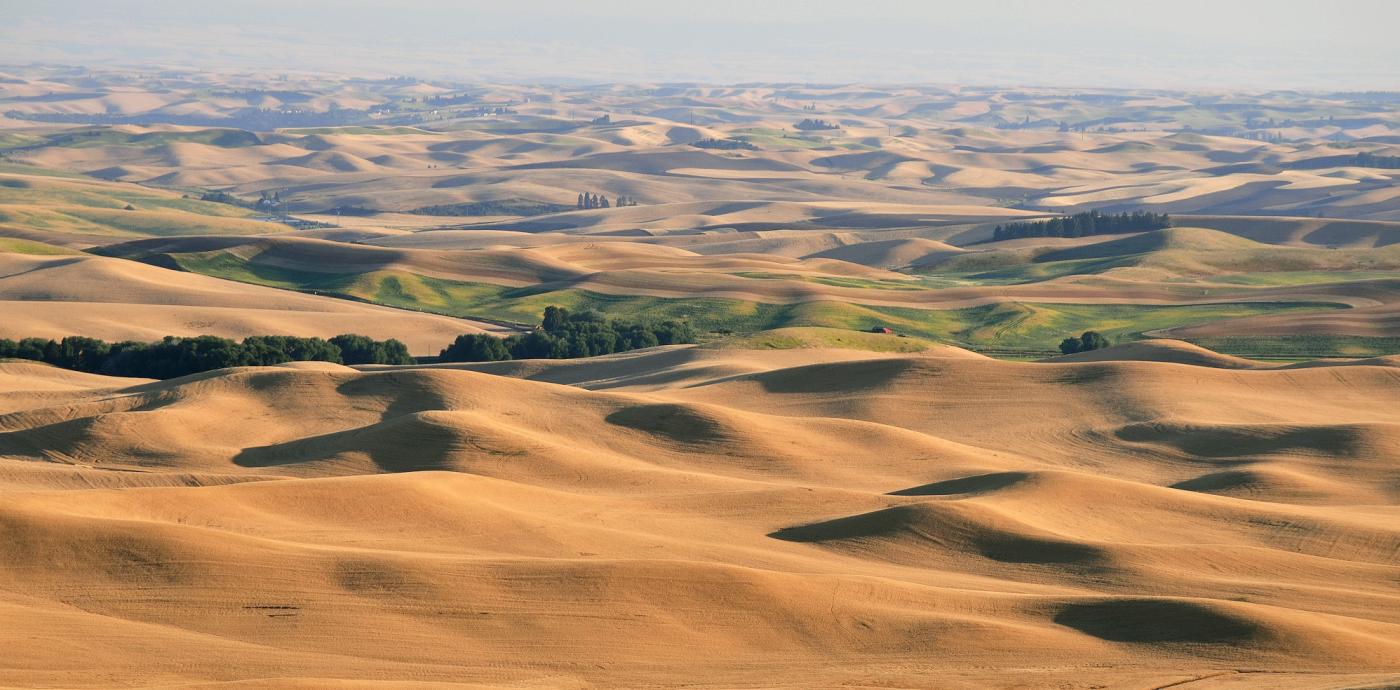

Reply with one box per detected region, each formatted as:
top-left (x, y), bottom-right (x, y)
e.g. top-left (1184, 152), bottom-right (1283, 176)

top-left (794, 118), bottom-right (840, 131)
top-left (1288, 151), bottom-right (1400, 170)
top-left (0, 334), bottom-right (412, 379)
top-left (691, 137), bottom-right (758, 151)
top-left (991, 210), bottom-right (1172, 241)
top-left (576, 193), bottom-right (638, 209)
top-left (590, 114), bottom-right (611, 125)
top-left (411, 199), bottom-right (573, 217)
top-left (439, 306), bottom-right (694, 362)
top-left (1058, 331), bottom-right (1111, 355)
top-left (577, 192), bottom-right (610, 209)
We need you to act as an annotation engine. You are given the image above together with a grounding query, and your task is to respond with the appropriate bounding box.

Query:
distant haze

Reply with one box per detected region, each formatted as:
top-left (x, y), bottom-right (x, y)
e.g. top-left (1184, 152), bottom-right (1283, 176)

top-left (2, 0), bottom-right (1397, 89)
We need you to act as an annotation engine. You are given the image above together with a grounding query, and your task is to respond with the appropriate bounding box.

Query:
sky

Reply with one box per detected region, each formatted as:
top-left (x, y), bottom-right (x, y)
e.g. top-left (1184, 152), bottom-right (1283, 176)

top-left (2, 0), bottom-right (1397, 89)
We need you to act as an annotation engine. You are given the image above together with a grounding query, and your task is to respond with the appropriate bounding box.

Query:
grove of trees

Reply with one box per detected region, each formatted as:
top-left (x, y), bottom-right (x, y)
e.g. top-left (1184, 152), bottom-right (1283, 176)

top-left (992, 210), bottom-right (1171, 241)
top-left (439, 306), bottom-right (694, 362)
top-left (794, 118), bottom-right (840, 131)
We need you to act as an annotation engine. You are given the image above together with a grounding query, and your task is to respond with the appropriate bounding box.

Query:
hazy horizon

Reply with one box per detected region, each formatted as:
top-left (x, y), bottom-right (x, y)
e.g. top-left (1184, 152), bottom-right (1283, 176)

top-left (3, 0), bottom-right (1397, 90)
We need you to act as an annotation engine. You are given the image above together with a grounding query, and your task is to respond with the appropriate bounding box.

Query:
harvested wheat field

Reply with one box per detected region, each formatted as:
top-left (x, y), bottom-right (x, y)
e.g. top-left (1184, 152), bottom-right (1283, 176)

top-left (0, 339), bottom-right (1397, 688)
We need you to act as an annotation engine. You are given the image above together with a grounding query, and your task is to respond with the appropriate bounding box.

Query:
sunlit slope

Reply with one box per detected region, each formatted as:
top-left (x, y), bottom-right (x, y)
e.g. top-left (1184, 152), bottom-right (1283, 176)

top-left (0, 166), bottom-right (278, 247)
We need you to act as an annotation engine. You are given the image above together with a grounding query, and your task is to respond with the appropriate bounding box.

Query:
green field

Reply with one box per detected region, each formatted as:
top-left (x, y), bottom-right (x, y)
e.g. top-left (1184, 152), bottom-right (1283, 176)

top-left (0, 168), bottom-right (277, 240)
top-left (0, 237), bottom-right (81, 255)
top-left (731, 128), bottom-right (850, 151)
top-left (168, 251), bottom-right (1343, 352)
top-left (1186, 335), bottom-right (1400, 359)
top-left (0, 176), bottom-right (257, 217)
top-left (34, 128), bottom-right (263, 149)
top-left (0, 132), bottom-right (45, 149)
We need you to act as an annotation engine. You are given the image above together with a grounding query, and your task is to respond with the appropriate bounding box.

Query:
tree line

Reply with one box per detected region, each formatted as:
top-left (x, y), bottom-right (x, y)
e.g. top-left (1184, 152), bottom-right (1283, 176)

top-left (439, 306), bottom-right (694, 362)
top-left (2, 308), bottom-right (696, 378)
top-left (794, 118), bottom-right (840, 131)
top-left (991, 210), bottom-right (1171, 241)
top-left (577, 192), bottom-right (639, 209)
top-left (0, 334), bottom-right (412, 380)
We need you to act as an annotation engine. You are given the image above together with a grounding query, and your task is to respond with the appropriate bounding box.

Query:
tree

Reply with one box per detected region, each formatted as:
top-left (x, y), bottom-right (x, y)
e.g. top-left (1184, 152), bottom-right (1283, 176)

top-left (330, 334), bottom-right (379, 364)
top-left (542, 306), bottom-right (570, 333)
top-left (55, 336), bottom-right (111, 372)
top-left (243, 335), bottom-right (342, 365)
top-left (374, 339), bottom-right (414, 365)
top-left (440, 334), bottom-right (510, 362)
top-left (507, 330), bottom-right (558, 360)
top-left (328, 334), bottom-right (412, 365)
top-left (1079, 331), bottom-right (1111, 352)
top-left (1058, 336), bottom-right (1083, 355)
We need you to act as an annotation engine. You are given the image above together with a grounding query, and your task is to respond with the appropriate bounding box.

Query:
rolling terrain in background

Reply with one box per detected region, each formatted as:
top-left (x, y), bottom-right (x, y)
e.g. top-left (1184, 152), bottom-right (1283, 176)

top-left (0, 66), bottom-right (1398, 688)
